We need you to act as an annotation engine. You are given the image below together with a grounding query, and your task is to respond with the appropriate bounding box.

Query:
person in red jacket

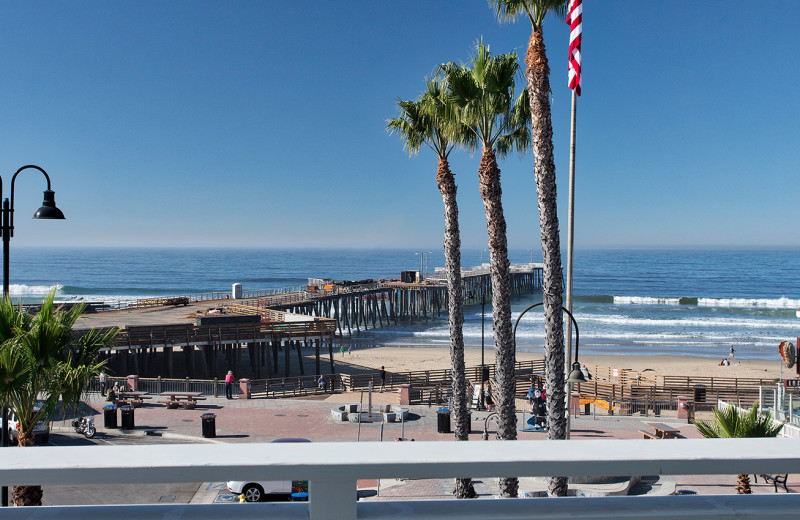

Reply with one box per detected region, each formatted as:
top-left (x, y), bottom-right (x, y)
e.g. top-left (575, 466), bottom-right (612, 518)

top-left (225, 370), bottom-right (235, 400)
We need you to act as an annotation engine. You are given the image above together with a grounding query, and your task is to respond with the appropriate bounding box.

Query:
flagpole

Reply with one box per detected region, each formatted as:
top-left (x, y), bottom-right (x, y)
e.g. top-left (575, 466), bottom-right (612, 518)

top-left (565, 88), bottom-right (577, 440)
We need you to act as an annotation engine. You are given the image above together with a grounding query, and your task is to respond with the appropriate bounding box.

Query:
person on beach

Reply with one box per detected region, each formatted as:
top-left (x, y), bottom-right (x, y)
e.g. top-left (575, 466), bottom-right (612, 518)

top-left (225, 370), bottom-right (234, 399)
top-left (729, 345), bottom-right (735, 360)
top-left (317, 374), bottom-right (326, 392)
top-left (379, 366), bottom-right (387, 392)
top-left (340, 345), bottom-right (345, 358)
top-left (348, 345), bottom-right (352, 355)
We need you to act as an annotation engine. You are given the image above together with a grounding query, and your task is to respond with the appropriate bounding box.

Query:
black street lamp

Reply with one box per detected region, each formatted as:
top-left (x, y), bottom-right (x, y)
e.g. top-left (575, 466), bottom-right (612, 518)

top-left (479, 292), bottom-right (486, 410)
top-left (1, 164), bottom-right (65, 507)
top-left (512, 302), bottom-right (584, 383)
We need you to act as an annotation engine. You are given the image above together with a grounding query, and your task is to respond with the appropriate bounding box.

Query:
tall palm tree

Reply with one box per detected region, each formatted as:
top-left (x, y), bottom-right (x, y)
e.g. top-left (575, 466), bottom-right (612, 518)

top-left (695, 403), bottom-right (784, 494)
top-left (0, 292), bottom-right (117, 506)
top-left (490, 0), bottom-right (569, 497)
top-left (387, 80), bottom-right (476, 498)
top-left (439, 40), bottom-right (530, 498)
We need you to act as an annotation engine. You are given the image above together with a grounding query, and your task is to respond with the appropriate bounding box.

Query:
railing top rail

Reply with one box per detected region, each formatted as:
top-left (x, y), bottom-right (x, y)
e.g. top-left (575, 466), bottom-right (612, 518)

top-left (4, 438), bottom-right (798, 487)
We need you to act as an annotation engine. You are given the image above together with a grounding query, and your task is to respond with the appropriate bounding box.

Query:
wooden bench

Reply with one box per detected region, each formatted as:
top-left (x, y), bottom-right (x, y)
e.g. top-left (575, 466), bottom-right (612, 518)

top-left (639, 429), bottom-right (658, 439)
top-left (115, 393), bottom-right (152, 408)
top-left (644, 422), bottom-right (682, 439)
top-left (754, 473), bottom-right (789, 492)
top-left (158, 397), bottom-right (206, 409)
top-left (159, 392), bottom-right (207, 409)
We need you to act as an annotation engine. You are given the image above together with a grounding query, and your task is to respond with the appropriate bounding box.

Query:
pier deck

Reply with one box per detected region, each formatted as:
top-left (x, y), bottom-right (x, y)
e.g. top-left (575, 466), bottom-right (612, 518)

top-left (73, 263), bottom-right (542, 380)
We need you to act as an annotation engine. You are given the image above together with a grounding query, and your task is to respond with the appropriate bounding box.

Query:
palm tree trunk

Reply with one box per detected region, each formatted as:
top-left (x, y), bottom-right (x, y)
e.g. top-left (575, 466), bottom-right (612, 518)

top-left (12, 431), bottom-right (43, 506)
top-left (477, 147), bottom-right (517, 498)
top-left (736, 474), bottom-right (752, 494)
top-left (438, 158), bottom-right (475, 499)
top-left (526, 25), bottom-right (567, 497)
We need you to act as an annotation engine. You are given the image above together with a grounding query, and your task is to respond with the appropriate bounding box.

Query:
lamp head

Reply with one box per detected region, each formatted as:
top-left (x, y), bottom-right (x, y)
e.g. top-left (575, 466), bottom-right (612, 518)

top-left (33, 189), bottom-right (65, 220)
top-left (566, 361), bottom-right (587, 384)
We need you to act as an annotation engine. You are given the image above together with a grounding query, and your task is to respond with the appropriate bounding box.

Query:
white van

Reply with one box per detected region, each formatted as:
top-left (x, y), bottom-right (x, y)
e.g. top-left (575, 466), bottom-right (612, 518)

top-left (226, 438), bottom-right (310, 502)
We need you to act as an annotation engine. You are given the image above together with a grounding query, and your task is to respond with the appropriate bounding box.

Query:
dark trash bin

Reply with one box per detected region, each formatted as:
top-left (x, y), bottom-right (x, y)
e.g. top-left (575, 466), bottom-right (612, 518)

top-left (201, 413), bottom-right (216, 438)
top-left (103, 405), bottom-right (118, 429)
top-left (120, 405), bottom-right (135, 430)
top-left (693, 384), bottom-right (706, 403)
top-left (437, 408), bottom-right (451, 434)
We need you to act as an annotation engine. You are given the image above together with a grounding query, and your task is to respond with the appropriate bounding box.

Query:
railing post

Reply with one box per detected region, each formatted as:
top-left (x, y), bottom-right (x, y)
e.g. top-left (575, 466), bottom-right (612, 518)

top-left (214, 377), bottom-right (219, 398)
top-left (157, 376), bottom-right (162, 394)
top-left (309, 478), bottom-right (357, 518)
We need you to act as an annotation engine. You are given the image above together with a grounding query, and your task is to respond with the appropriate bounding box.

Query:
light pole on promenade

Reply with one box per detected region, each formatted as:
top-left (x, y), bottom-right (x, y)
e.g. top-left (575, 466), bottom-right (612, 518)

top-left (512, 302), bottom-right (586, 439)
top-left (1, 165), bottom-right (66, 507)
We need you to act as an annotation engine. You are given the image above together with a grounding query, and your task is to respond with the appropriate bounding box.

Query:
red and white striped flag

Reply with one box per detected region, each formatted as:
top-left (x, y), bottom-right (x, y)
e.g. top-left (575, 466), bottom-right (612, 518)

top-left (568, 0), bottom-right (582, 96)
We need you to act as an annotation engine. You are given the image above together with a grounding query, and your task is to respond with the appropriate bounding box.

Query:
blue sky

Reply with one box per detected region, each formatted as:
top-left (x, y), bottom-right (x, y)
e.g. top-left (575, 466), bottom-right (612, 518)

top-left (1, 1), bottom-right (797, 251)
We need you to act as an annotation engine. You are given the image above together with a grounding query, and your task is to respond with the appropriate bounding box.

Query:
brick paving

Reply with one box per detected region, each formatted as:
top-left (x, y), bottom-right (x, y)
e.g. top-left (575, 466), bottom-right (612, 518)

top-left (73, 392), bottom-right (797, 500)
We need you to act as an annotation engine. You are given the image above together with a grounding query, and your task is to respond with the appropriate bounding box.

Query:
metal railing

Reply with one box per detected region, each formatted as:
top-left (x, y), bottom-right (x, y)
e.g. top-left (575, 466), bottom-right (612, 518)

top-left (3, 438), bottom-right (800, 519)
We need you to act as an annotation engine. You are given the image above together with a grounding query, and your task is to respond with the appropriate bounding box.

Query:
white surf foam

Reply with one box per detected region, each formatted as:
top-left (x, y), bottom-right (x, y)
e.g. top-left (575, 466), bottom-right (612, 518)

top-left (8, 283), bottom-right (62, 296)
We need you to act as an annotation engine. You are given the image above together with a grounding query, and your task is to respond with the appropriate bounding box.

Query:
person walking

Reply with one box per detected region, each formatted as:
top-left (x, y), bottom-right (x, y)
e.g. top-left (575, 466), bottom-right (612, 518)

top-left (99, 370), bottom-right (108, 395)
top-left (225, 370), bottom-right (235, 400)
top-left (729, 345), bottom-right (736, 360)
top-left (379, 366), bottom-right (387, 393)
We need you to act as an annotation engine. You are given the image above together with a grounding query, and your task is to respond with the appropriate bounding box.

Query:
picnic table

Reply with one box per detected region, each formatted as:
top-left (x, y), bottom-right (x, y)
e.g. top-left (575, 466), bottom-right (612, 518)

top-left (116, 391), bottom-right (152, 408)
top-left (640, 422), bottom-right (682, 439)
top-left (159, 391), bottom-right (206, 409)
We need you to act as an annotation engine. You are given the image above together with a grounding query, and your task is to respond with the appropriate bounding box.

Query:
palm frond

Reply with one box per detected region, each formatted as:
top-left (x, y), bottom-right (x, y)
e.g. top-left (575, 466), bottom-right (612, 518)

top-left (695, 403), bottom-right (784, 439)
top-left (489, 0), bottom-right (569, 28)
top-left (439, 40), bottom-right (527, 153)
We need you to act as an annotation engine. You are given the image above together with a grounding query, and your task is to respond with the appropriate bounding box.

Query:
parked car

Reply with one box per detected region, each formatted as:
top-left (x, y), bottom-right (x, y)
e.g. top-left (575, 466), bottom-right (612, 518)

top-left (7, 406), bottom-right (51, 445)
top-left (227, 438), bottom-right (310, 502)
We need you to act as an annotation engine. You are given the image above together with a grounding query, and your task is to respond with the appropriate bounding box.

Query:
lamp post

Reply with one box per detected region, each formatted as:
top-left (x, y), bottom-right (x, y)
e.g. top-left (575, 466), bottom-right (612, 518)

top-left (480, 291), bottom-right (486, 410)
top-left (0, 165), bottom-right (65, 507)
top-left (424, 251), bottom-right (431, 279)
top-left (512, 302), bottom-right (586, 441)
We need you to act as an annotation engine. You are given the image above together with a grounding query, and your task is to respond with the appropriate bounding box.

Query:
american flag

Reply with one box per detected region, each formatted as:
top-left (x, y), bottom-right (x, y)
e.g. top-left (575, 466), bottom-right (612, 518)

top-left (568, 0), bottom-right (582, 96)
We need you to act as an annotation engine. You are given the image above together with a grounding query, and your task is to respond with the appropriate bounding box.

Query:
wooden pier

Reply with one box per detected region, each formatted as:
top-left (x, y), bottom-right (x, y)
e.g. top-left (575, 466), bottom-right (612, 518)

top-left (76, 263), bottom-right (542, 380)
top-left (239, 263), bottom-right (543, 335)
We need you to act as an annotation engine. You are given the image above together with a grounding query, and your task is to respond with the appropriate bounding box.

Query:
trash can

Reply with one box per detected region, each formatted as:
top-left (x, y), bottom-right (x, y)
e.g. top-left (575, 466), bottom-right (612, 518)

top-left (103, 405), bottom-right (118, 429)
top-left (120, 405), bottom-right (135, 430)
top-left (201, 413), bottom-right (216, 438)
top-left (437, 408), bottom-right (451, 434)
top-left (693, 384), bottom-right (706, 403)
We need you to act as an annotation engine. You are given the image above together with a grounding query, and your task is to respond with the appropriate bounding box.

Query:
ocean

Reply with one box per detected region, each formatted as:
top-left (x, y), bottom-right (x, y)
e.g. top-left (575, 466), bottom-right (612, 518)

top-left (9, 247), bottom-right (800, 361)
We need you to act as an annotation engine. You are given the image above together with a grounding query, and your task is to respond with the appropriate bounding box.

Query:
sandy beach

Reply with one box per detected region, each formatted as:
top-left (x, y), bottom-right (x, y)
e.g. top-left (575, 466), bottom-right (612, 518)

top-left (336, 346), bottom-right (788, 380)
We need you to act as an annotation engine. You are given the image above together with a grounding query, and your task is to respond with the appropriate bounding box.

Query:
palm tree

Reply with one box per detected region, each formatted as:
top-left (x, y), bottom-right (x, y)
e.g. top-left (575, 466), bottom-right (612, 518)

top-left (439, 40), bottom-right (530, 498)
top-left (387, 80), bottom-right (476, 498)
top-left (490, 0), bottom-right (569, 497)
top-left (695, 403), bottom-right (784, 494)
top-left (0, 292), bottom-right (117, 506)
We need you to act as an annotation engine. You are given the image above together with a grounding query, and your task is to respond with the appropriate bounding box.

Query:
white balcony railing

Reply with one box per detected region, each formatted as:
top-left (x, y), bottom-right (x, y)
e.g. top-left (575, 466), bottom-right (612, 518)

top-left (3, 438), bottom-right (800, 519)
